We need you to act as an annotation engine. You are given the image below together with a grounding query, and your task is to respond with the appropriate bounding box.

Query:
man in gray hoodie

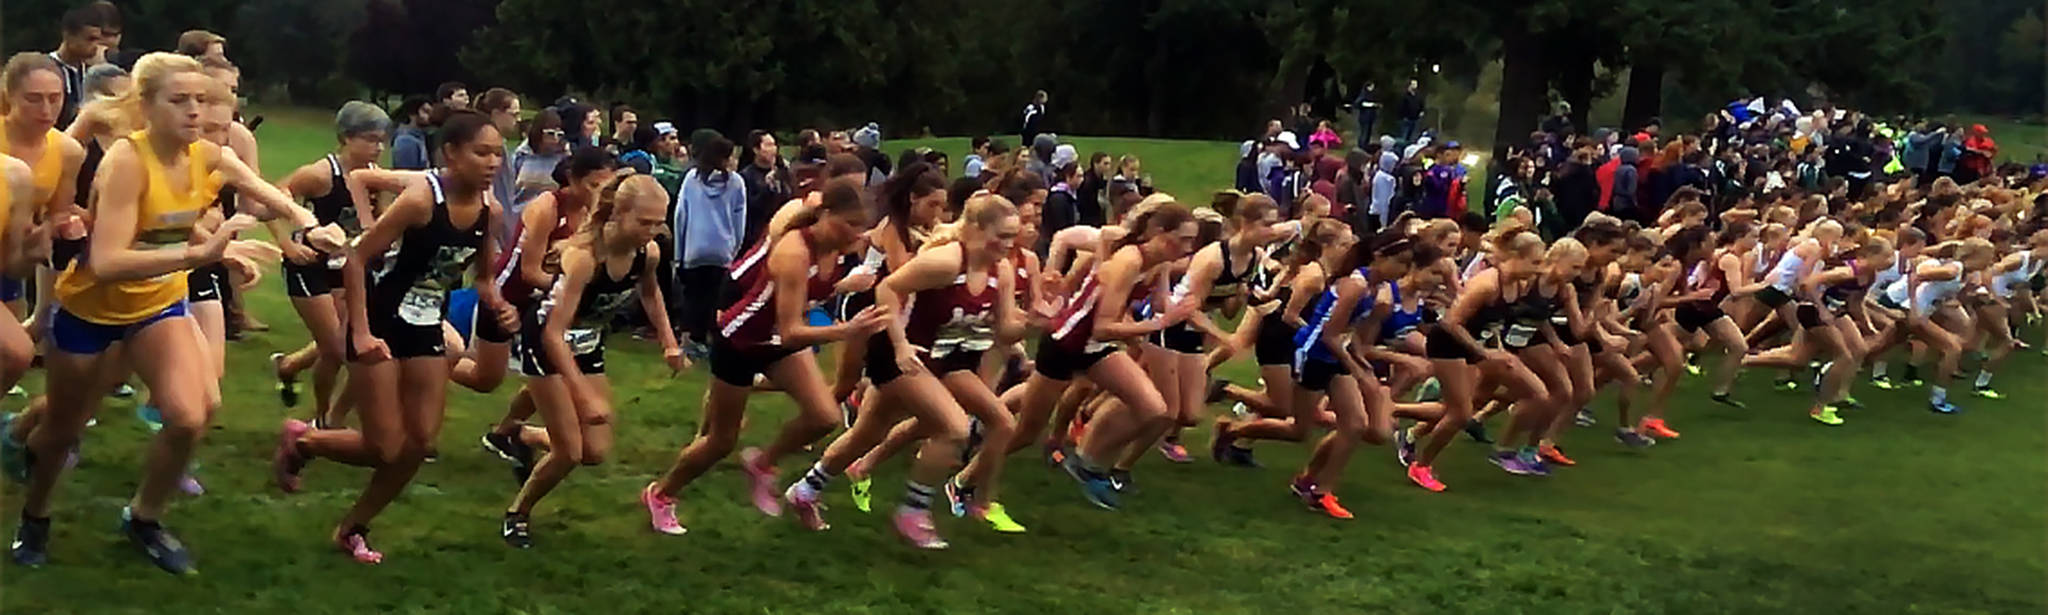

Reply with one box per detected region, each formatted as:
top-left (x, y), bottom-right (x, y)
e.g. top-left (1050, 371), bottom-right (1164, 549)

top-left (674, 136), bottom-right (748, 349)
top-left (1611, 146), bottom-right (1642, 221)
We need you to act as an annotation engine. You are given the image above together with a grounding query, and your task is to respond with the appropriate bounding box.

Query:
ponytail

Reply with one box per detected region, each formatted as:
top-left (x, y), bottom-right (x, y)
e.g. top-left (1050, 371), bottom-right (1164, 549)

top-left (925, 193), bottom-right (1018, 249)
top-left (567, 171), bottom-right (651, 252)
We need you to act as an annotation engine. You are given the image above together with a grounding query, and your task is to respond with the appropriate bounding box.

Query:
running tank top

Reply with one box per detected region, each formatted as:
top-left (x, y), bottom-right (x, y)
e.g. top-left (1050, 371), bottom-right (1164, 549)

top-left (539, 247), bottom-right (647, 355)
top-left (1007, 245), bottom-right (1033, 305)
top-left (904, 256), bottom-right (999, 357)
top-left (1049, 263), bottom-right (1110, 353)
top-left (1465, 276), bottom-right (1521, 345)
top-left (1818, 260), bottom-right (1867, 308)
top-left (717, 229), bottom-right (840, 348)
top-left (496, 188), bottom-right (583, 304)
top-left (1996, 252), bottom-right (2043, 298)
top-left (6, 129), bottom-right (66, 206)
top-left (1504, 278), bottom-right (1560, 348)
top-left (1871, 250), bottom-right (1909, 290)
top-left (1382, 282), bottom-right (1426, 341)
top-left (1884, 259), bottom-right (1961, 308)
top-left (366, 171), bottom-right (491, 328)
top-left (306, 154), bottom-right (364, 270)
top-left (1769, 243), bottom-right (1810, 292)
top-left (55, 131), bottom-right (220, 324)
top-left (1686, 252), bottom-right (1731, 307)
top-left (1293, 267), bottom-right (1379, 364)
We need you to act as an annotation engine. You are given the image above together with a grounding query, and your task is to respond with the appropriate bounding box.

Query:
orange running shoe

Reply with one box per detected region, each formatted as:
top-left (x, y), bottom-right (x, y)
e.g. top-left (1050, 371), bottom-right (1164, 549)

top-left (1640, 418), bottom-right (1682, 439)
top-left (1406, 464), bottom-right (1447, 492)
top-left (1313, 492), bottom-right (1355, 519)
top-left (1537, 443), bottom-right (1577, 466)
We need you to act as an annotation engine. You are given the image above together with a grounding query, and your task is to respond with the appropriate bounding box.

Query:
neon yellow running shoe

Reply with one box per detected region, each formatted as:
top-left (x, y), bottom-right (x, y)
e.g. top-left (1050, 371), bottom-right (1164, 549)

top-left (1973, 386), bottom-right (2004, 399)
top-left (975, 502), bottom-right (1027, 534)
top-left (849, 476), bottom-right (873, 513)
top-left (1810, 407), bottom-right (1845, 426)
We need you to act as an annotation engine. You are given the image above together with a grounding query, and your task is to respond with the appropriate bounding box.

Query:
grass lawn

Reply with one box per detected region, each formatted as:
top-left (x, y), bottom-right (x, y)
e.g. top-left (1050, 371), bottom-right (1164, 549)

top-left (2, 108), bottom-right (2045, 614)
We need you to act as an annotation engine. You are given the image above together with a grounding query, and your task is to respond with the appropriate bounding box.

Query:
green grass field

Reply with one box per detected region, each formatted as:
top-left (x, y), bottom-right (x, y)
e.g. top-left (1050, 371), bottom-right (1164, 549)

top-left (2, 108), bottom-right (2046, 614)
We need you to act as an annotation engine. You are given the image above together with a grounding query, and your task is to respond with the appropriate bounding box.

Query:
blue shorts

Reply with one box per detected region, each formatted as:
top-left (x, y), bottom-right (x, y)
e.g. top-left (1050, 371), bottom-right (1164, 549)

top-left (52, 301), bottom-right (189, 355)
top-left (447, 288), bottom-right (480, 343)
top-left (0, 277), bottom-right (19, 303)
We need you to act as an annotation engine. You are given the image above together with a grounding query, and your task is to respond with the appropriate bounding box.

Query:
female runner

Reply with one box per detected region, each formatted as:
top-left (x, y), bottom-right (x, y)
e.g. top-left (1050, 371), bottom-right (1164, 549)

top-left (782, 193), bottom-right (1025, 546)
top-left (641, 177), bottom-right (888, 535)
top-left (1773, 237), bottom-right (1892, 423)
top-left (0, 54), bottom-right (83, 345)
top-left (271, 109), bottom-right (518, 564)
top-left (1961, 229), bottom-right (2048, 398)
top-left (1141, 194), bottom-right (1283, 464)
top-left (1864, 238), bottom-right (1997, 414)
top-left (13, 53), bottom-right (338, 573)
top-left (1212, 219), bottom-right (1349, 467)
top-left (501, 172), bottom-right (683, 548)
top-left (1486, 236), bottom-right (1586, 475)
top-left (1406, 227), bottom-right (1551, 491)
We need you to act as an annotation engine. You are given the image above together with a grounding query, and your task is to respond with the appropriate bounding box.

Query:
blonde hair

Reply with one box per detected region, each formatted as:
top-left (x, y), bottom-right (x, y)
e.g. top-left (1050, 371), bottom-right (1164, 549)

top-left (1544, 236), bottom-right (1587, 264)
top-left (1761, 222), bottom-right (1791, 243)
top-left (116, 53), bottom-right (206, 132)
top-left (926, 193), bottom-right (1017, 248)
top-left (568, 171), bottom-right (659, 252)
top-left (1926, 237), bottom-right (1994, 262)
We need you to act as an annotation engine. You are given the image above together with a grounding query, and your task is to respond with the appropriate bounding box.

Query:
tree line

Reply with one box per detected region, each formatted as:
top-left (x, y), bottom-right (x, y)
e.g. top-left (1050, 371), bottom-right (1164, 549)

top-left (3, 0), bottom-right (2037, 146)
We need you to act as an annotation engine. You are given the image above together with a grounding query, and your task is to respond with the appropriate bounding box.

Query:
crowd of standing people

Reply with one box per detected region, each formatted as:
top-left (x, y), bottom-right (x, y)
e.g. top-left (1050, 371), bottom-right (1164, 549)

top-left (0, 2), bottom-right (2042, 584)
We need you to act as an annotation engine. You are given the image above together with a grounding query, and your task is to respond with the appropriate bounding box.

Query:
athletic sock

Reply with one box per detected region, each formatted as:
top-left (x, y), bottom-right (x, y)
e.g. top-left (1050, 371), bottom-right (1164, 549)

top-left (1872, 361), bottom-right (1889, 377)
top-left (1932, 386), bottom-right (1948, 404)
top-left (1975, 370), bottom-right (1993, 388)
top-left (801, 462), bottom-right (836, 491)
top-left (902, 481), bottom-right (936, 511)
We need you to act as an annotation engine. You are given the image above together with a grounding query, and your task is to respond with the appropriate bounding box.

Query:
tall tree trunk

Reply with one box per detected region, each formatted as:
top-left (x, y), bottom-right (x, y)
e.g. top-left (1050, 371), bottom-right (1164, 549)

top-left (1621, 58), bottom-right (1664, 133)
top-left (1492, 29), bottom-right (1549, 164)
top-left (1557, 48), bottom-right (1594, 132)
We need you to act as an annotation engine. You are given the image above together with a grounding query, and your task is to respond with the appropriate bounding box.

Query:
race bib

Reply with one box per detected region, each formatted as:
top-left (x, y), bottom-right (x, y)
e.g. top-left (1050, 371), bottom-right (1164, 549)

top-left (399, 287), bottom-right (444, 326)
top-left (565, 328), bottom-right (602, 355)
top-left (1504, 323), bottom-right (1537, 347)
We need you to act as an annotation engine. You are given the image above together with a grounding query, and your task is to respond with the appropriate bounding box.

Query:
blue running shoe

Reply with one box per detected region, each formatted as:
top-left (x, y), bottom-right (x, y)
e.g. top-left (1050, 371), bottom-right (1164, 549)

top-left (1516, 448), bottom-right (1552, 477)
top-left (1059, 454), bottom-right (1120, 510)
top-left (1929, 401), bottom-right (1962, 415)
top-left (136, 405), bottom-right (164, 432)
top-left (120, 507), bottom-right (195, 576)
top-left (1488, 450), bottom-right (1537, 475)
top-left (1613, 428), bottom-right (1656, 449)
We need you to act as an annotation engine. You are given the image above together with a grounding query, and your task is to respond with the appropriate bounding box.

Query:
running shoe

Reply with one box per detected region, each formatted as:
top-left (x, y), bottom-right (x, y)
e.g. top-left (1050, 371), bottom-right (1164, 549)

top-left (1772, 378), bottom-right (1798, 392)
top-left (1574, 409), bottom-right (1596, 427)
top-left (943, 478), bottom-right (970, 518)
top-left (640, 483), bottom-right (687, 536)
top-left (1229, 401), bottom-right (1251, 420)
top-left (682, 339), bottom-right (711, 361)
top-left (1157, 440), bottom-right (1193, 464)
top-left (1220, 445), bottom-right (1261, 468)
top-left (892, 508), bottom-right (948, 550)
top-left (10, 515), bottom-right (49, 566)
top-left (178, 474), bottom-right (205, 496)
top-left (501, 512), bottom-right (533, 549)
top-left (1710, 393), bottom-right (1747, 409)
top-left (849, 475), bottom-right (874, 513)
top-left (1463, 419), bottom-right (1494, 444)
top-left (1516, 448), bottom-right (1553, 477)
top-left (1394, 427), bottom-right (1416, 467)
top-left (973, 503), bottom-right (1027, 534)
top-left (5, 385), bottom-right (21, 398)
top-left (111, 383), bottom-right (135, 399)
top-left (1684, 355), bottom-right (1703, 376)
top-left (1488, 450), bottom-right (1538, 476)
top-left (272, 419), bottom-right (310, 494)
top-left (339, 525), bottom-right (382, 564)
top-left (1835, 396), bottom-right (1864, 410)
top-left (480, 430), bottom-right (535, 485)
top-left (1, 413), bottom-right (28, 482)
top-left (1288, 475), bottom-right (1318, 506)
top-left (136, 404), bottom-right (164, 432)
top-left (1109, 469), bottom-right (1134, 494)
top-left (839, 391), bottom-right (860, 429)
top-left (1059, 454), bottom-right (1120, 510)
top-left (271, 352), bottom-right (299, 408)
top-left (1870, 374), bottom-right (1899, 390)
top-left (784, 482), bottom-right (830, 531)
top-left (1928, 401), bottom-right (1962, 415)
top-left (1640, 418), bottom-right (1682, 439)
top-left (1310, 492), bottom-right (1355, 520)
top-left (738, 447), bottom-right (782, 517)
top-left (1613, 428), bottom-right (1656, 449)
top-left (1537, 443), bottom-right (1576, 467)
top-left (1972, 386), bottom-right (2004, 399)
top-left (120, 507), bottom-right (195, 576)
top-left (1210, 419), bottom-right (1237, 463)
top-left (1416, 377), bottom-right (1442, 402)
top-left (1809, 406), bottom-right (1845, 426)
top-left (1406, 464), bottom-right (1446, 492)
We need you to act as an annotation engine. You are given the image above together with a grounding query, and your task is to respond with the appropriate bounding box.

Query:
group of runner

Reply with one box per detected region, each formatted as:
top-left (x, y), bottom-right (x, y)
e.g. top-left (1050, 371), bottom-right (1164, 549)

top-left (0, 30), bottom-right (2042, 579)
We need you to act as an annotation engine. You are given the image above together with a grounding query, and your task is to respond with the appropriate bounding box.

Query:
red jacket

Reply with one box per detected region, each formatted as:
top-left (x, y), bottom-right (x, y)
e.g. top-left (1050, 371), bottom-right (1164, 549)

top-left (1595, 157), bottom-right (1619, 210)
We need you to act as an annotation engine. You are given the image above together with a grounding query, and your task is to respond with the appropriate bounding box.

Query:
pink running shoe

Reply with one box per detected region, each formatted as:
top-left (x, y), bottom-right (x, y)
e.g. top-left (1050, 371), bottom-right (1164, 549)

top-left (178, 474), bottom-right (205, 496)
top-left (739, 447), bottom-right (782, 517)
top-left (339, 528), bottom-right (382, 564)
top-left (784, 483), bottom-right (830, 531)
top-left (641, 483), bottom-right (687, 536)
top-left (1157, 441), bottom-right (1193, 463)
top-left (1406, 464), bottom-right (1447, 492)
top-left (273, 419), bottom-right (310, 493)
top-left (892, 508), bottom-right (949, 550)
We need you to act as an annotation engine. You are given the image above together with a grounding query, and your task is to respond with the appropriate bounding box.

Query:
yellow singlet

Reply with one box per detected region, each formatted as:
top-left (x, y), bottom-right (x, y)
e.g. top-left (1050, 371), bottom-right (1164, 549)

top-left (54, 131), bottom-right (220, 325)
top-left (0, 129), bottom-right (65, 207)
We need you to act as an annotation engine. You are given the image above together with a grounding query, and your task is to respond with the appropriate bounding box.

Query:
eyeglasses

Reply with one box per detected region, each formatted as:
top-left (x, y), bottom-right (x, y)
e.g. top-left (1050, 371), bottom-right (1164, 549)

top-left (542, 128), bottom-right (564, 138)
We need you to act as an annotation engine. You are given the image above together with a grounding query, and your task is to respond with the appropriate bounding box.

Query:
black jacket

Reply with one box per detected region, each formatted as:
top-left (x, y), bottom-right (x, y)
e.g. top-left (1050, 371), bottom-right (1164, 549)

top-left (1397, 91), bottom-right (1425, 119)
top-left (738, 160), bottom-right (793, 246)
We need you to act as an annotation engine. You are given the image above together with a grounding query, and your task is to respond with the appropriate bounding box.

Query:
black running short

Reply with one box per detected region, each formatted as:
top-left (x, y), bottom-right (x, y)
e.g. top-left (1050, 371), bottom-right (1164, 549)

top-left (514, 327), bottom-right (607, 377)
top-left (1033, 334), bottom-right (1114, 381)
top-left (282, 261), bottom-right (343, 298)
top-left (1673, 303), bottom-right (1724, 334)
top-left (708, 332), bottom-right (801, 387)
top-left (1254, 315), bottom-right (1297, 366)
top-left (1424, 327), bottom-right (1484, 363)
top-left (347, 315), bottom-right (446, 361)
top-left (864, 332), bottom-right (984, 386)
top-left (187, 263), bottom-right (227, 303)
top-left (1147, 322), bottom-right (1205, 354)
top-left (1756, 286), bottom-right (1793, 308)
top-left (50, 237), bottom-right (85, 270)
top-left (1874, 294), bottom-right (1906, 312)
top-left (1294, 358), bottom-right (1350, 392)
top-left (1794, 302), bottom-right (1825, 329)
